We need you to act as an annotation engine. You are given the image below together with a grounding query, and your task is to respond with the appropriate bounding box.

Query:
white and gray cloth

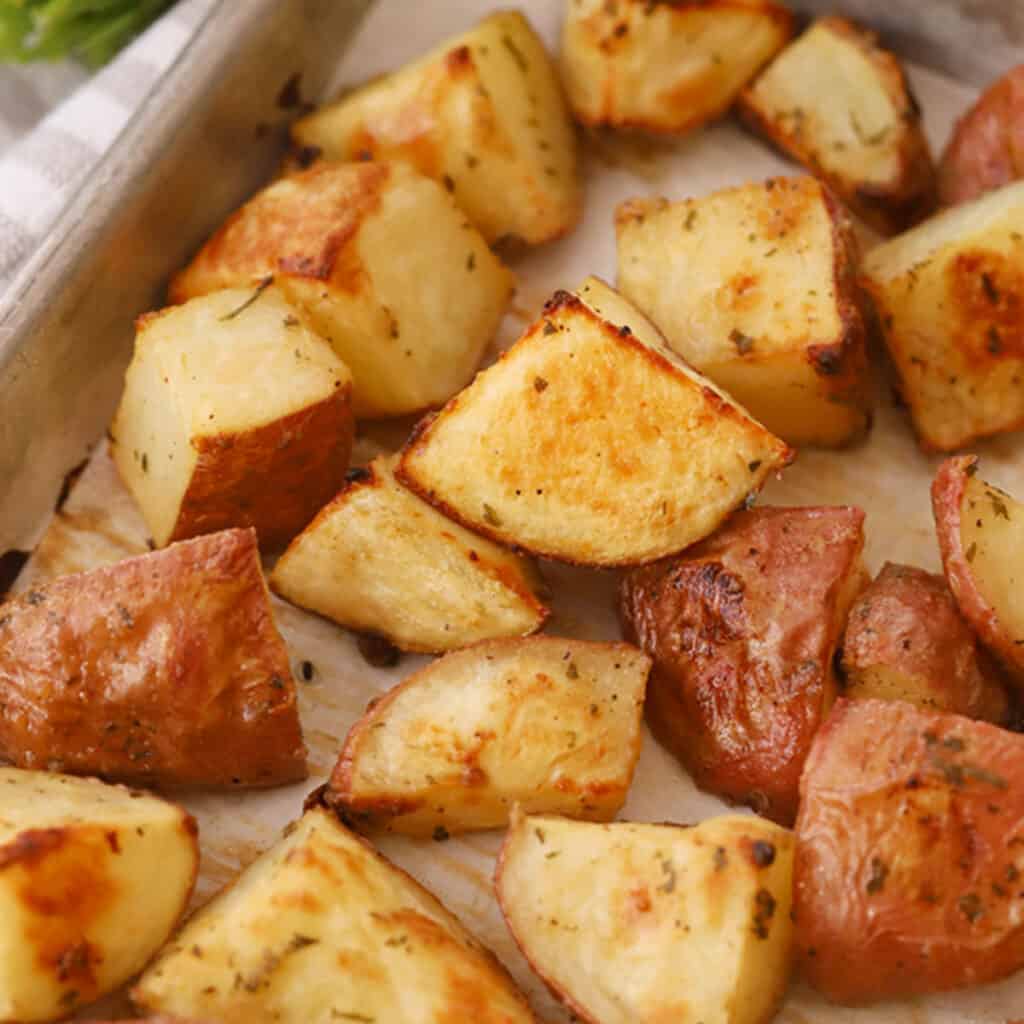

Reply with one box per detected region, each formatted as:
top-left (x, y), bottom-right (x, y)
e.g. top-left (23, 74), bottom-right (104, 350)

top-left (0, 0), bottom-right (215, 299)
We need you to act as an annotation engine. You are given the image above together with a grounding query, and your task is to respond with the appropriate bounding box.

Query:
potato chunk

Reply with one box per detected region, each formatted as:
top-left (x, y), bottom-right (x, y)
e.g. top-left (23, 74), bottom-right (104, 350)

top-left (861, 181), bottom-right (1024, 450)
top-left (328, 637), bottom-right (650, 835)
top-left (795, 698), bottom-right (1024, 1002)
top-left (0, 769), bottom-right (197, 1022)
top-left (398, 277), bottom-right (792, 566)
top-left (111, 286), bottom-right (353, 550)
top-left (0, 528), bottom-right (306, 787)
top-left (616, 177), bottom-right (871, 447)
top-left (621, 506), bottom-right (866, 825)
top-left (170, 161), bottom-right (513, 418)
top-left (497, 810), bottom-right (794, 1024)
top-left (739, 16), bottom-right (935, 234)
top-left (841, 561), bottom-right (1009, 722)
top-left (291, 11), bottom-right (579, 246)
top-left (133, 803), bottom-right (538, 1024)
top-left (560, 0), bottom-right (791, 134)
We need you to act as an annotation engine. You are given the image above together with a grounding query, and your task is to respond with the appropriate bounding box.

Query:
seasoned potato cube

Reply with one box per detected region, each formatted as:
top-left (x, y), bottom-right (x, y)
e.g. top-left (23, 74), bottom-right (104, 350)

top-left (0, 528), bottom-right (306, 788)
top-left (739, 16), bottom-right (935, 235)
top-left (616, 177), bottom-right (872, 447)
top-left (111, 286), bottom-right (353, 550)
top-left (170, 161), bottom-right (513, 418)
top-left (329, 636), bottom-right (650, 835)
top-left (291, 11), bottom-right (579, 246)
top-left (841, 561), bottom-right (1009, 722)
top-left (270, 455), bottom-right (548, 652)
top-left (861, 181), bottom-right (1024, 451)
top-left (795, 698), bottom-right (1024, 1002)
top-left (497, 810), bottom-right (794, 1024)
top-left (561, 0), bottom-right (791, 134)
top-left (0, 769), bottom-right (197, 1022)
top-left (621, 505), bottom-right (866, 825)
top-left (133, 803), bottom-right (539, 1024)
top-left (398, 277), bottom-right (792, 567)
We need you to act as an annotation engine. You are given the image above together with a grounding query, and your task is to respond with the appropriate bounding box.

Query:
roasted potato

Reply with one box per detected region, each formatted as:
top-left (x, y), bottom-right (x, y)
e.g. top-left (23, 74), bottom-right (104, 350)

top-left (933, 456), bottom-right (1024, 690)
top-left (841, 561), bottom-right (1009, 722)
top-left (170, 161), bottom-right (513, 418)
top-left (795, 697), bottom-right (1024, 1002)
top-left (939, 65), bottom-right (1024, 206)
top-left (290, 11), bottom-right (579, 246)
top-left (739, 16), bottom-right (935, 235)
top-left (496, 809), bottom-right (794, 1024)
top-left (328, 636), bottom-right (650, 835)
top-left (133, 802), bottom-right (539, 1024)
top-left (861, 181), bottom-right (1024, 450)
top-left (0, 528), bottom-right (306, 787)
top-left (621, 505), bottom-right (866, 825)
top-left (398, 277), bottom-right (793, 567)
top-left (111, 286), bottom-right (353, 551)
top-left (270, 455), bottom-right (548, 653)
top-left (560, 0), bottom-right (791, 134)
top-left (0, 769), bottom-right (198, 1022)
top-left (616, 176), bottom-right (872, 447)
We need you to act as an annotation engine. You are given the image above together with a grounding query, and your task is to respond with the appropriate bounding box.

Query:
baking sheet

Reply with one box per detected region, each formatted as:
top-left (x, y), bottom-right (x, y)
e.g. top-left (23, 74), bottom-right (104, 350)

top-left (14, 2), bottom-right (1024, 1021)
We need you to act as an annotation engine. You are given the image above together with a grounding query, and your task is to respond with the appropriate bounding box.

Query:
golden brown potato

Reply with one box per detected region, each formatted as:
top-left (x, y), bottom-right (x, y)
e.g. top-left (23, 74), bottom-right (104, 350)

top-left (861, 180), bottom-right (1024, 450)
top-left (560, 0), bottom-right (791, 134)
top-left (616, 176), bottom-right (872, 447)
top-left (795, 697), bottom-right (1024, 1002)
top-left (398, 277), bottom-right (793, 567)
top-left (841, 561), bottom-right (1009, 722)
top-left (170, 161), bottom-right (513, 418)
top-left (0, 769), bottom-right (198, 1022)
top-left (111, 286), bottom-right (353, 551)
top-left (939, 65), bottom-right (1024, 206)
top-left (621, 505), bottom-right (866, 825)
top-left (328, 637), bottom-right (650, 835)
top-left (496, 809), bottom-right (795, 1024)
top-left (0, 528), bottom-right (306, 788)
top-left (739, 16), bottom-right (935, 235)
top-left (290, 11), bottom-right (579, 246)
top-left (133, 802), bottom-right (539, 1024)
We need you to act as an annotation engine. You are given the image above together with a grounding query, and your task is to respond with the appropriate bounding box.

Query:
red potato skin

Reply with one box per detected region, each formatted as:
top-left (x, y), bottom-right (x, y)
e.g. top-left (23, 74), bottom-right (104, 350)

top-left (938, 66), bottom-right (1024, 206)
top-left (620, 505), bottom-right (865, 826)
top-left (795, 697), bottom-right (1024, 1003)
top-left (0, 528), bottom-right (307, 787)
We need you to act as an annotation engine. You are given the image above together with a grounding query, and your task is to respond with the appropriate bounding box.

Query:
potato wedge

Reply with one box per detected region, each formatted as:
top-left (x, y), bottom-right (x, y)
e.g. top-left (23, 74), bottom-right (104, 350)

top-left (739, 16), bottom-right (935, 235)
top-left (861, 180), bottom-right (1024, 450)
top-left (111, 286), bottom-right (353, 550)
top-left (496, 809), bottom-right (794, 1024)
top-left (328, 636), bottom-right (650, 835)
top-left (290, 11), bottom-right (579, 246)
top-left (270, 455), bottom-right (548, 652)
top-left (0, 528), bottom-right (306, 787)
top-left (0, 769), bottom-right (197, 1022)
top-left (621, 505), bottom-right (866, 825)
top-left (933, 456), bottom-right (1024, 689)
top-left (133, 802), bottom-right (538, 1024)
top-left (939, 65), bottom-right (1024, 206)
top-left (616, 177), bottom-right (872, 447)
top-left (398, 277), bottom-right (792, 567)
top-left (560, 0), bottom-right (791, 134)
top-left (795, 697), bottom-right (1024, 1002)
top-left (170, 161), bottom-right (513, 418)
top-left (841, 561), bottom-right (1009, 722)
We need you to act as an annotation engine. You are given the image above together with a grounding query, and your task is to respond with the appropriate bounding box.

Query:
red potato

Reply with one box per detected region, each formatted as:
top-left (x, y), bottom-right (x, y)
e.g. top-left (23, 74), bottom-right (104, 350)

top-left (620, 505), bottom-right (867, 825)
top-left (795, 697), bottom-right (1024, 1003)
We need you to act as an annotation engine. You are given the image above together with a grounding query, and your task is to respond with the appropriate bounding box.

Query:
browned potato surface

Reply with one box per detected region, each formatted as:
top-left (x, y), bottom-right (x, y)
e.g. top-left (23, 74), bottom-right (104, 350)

top-left (621, 505), bottom-right (866, 825)
top-left (0, 528), bottom-right (306, 787)
top-left (795, 697), bottom-right (1024, 1002)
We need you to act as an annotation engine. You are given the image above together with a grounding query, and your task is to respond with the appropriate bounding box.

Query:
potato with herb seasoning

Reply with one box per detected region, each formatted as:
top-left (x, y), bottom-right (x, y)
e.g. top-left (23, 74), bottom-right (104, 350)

top-left (496, 809), bottom-right (795, 1024)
